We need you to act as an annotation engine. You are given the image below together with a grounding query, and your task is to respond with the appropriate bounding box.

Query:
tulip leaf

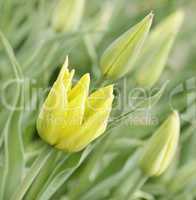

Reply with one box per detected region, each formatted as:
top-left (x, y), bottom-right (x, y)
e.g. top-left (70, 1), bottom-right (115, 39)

top-left (23, 148), bottom-right (62, 200)
top-left (36, 145), bottom-right (93, 200)
top-left (12, 146), bottom-right (53, 200)
top-left (78, 151), bottom-right (141, 200)
top-left (0, 31), bottom-right (24, 200)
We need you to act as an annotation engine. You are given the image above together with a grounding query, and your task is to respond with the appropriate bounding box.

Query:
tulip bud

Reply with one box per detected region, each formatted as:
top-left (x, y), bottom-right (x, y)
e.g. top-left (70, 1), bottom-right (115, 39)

top-left (135, 10), bottom-right (184, 88)
top-left (37, 57), bottom-right (114, 152)
top-left (100, 13), bottom-right (153, 80)
top-left (139, 111), bottom-right (180, 176)
top-left (52, 0), bottom-right (85, 32)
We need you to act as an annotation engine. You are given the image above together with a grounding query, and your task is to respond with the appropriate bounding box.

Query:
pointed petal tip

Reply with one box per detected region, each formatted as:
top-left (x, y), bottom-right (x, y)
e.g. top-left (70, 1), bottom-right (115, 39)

top-left (68, 69), bottom-right (75, 79)
top-left (83, 73), bottom-right (90, 81)
top-left (57, 58), bottom-right (70, 81)
top-left (135, 12), bottom-right (153, 36)
top-left (70, 69), bottom-right (75, 74)
top-left (172, 110), bottom-right (179, 116)
top-left (62, 56), bottom-right (69, 70)
top-left (103, 84), bottom-right (114, 91)
top-left (168, 110), bottom-right (180, 136)
top-left (60, 56), bottom-right (69, 72)
top-left (148, 11), bottom-right (154, 20)
top-left (65, 55), bottom-right (69, 64)
top-left (79, 73), bottom-right (90, 87)
top-left (144, 11), bottom-right (154, 23)
top-left (101, 85), bottom-right (114, 98)
top-left (171, 110), bottom-right (180, 122)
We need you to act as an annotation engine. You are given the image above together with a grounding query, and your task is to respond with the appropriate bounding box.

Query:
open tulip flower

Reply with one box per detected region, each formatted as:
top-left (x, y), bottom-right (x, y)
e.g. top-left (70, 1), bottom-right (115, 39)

top-left (37, 57), bottom-right (114, 152)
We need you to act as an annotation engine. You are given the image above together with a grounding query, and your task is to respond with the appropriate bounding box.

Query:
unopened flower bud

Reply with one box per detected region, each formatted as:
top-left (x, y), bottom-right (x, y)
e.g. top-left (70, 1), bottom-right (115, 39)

top-left (139, 111), bottom-right (180, 176)
top-left (100, 13), bottom-right (153, 80)
top-left (136, 10), bottom-right (184, 88)
top-left (52, 0), bottom-right (85, 32)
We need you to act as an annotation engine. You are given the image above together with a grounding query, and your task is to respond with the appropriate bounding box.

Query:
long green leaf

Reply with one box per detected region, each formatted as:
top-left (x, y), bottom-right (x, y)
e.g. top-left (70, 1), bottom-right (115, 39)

top-left (37, 146), bottom-right (93, 200)
top-left (12, 145), bottom-right (53, 200)
top-left (0, 31), bottom-right (24, 200)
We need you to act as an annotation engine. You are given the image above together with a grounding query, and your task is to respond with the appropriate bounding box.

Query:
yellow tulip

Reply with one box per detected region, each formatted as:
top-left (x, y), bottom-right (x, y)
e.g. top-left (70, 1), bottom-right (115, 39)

top-left (37, 57), bottom-right (114, 152)
top-left (139, 111), bottom-right (180, 176)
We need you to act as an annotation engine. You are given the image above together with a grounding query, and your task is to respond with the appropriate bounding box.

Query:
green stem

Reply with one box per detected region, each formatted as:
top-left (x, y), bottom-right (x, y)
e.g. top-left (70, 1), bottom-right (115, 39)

top-left (126, 171), bottom-right (148, 200)
top-left (111, 169), bottom-right (148, 200)
top-left (0, 31), bottom-right (23, 79)
top-left (12, 145), bottom-right (55, 200)
top-left (68, 133), bottom-right (112, 200)
top-left (108, 108), bottom-right (136, 131)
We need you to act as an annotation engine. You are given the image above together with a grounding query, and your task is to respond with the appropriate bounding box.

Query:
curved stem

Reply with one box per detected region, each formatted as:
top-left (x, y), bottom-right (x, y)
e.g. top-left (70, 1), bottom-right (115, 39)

top-left (0, 31), bottom-right (23, 79)
top-left (12, 145), bottom-right (55, 200)
top-left (0, 31), bottom-right (24, 148)
top-left (111, 169), bottom-right (148, 200)
top-left (126, 170), bottom-right (148, 200)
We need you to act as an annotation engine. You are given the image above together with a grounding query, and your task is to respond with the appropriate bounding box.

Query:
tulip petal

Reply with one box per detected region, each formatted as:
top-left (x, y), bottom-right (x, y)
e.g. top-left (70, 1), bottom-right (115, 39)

top-left (57, 74), bottom-right (90, 140)
top-left (84, 85), bottom-right (113, 120)
top-left (56, 96), bottom-right (113, 152)
top-left (37, 65), bottom-right (74, 145)
top-left (56, 85), bottom-right (113, 152)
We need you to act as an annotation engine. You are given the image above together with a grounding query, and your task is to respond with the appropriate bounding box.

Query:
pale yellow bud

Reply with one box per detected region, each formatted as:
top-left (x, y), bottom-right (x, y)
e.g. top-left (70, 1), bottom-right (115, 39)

top-left (139, 111), bottom-right (180, 176)
top-left (100, 13), bottom-right (153, 80)
top-left (136, 10), bottom-right (184, 88)
top-left (52, 0), bottom-right (85, 32)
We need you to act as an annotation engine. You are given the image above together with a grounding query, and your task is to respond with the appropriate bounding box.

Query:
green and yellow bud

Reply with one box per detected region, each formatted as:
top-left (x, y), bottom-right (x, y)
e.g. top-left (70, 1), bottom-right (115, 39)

top-left (136, 10), bottom-right (184, 88)
top-left (37, 57), bottom-right (114, 152)
top-left (52, 0), bottom-right (85, 32)
top-left (100, 13), bottom-right (153, 80)
top-left (139, 111), bottom-right (180, 176)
